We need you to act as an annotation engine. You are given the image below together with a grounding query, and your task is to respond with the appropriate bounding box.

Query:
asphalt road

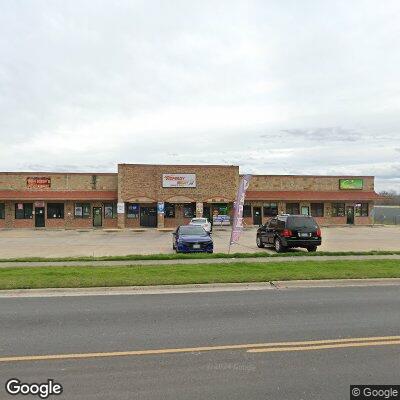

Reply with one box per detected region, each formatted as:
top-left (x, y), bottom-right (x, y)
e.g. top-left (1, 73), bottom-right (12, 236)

top-left (1, 286), bottom-right (400, 399)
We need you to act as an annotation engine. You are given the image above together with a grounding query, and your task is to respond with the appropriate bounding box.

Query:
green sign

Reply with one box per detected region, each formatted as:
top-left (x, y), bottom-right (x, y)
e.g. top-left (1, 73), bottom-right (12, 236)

top-left (339, 178), bottom-right (363, 190)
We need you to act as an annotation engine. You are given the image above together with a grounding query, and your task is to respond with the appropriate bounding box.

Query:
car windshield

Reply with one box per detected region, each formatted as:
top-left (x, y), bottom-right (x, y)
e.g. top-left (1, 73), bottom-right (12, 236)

top-left (191, 218), bottom-right (206, 223)
top-left (179, 226), bottom-right (208, 236)
top-left (287, 216), bottom-right (318, 230)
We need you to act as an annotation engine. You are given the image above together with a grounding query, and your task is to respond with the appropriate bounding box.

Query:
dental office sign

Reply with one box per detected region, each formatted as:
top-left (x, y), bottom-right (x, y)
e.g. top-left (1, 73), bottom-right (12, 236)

top-left (162, 174), bottom-right (196, 188)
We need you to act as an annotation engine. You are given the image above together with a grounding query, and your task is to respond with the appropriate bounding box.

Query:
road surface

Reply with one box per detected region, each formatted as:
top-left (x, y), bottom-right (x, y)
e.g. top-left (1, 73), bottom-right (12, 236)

top-left (1, 286), bottom-right (399, 399)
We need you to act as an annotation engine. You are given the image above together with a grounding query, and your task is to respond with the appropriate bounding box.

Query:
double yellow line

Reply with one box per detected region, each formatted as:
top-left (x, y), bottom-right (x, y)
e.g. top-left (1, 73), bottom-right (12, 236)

top-left (1, 336), bottom-right (399, 363)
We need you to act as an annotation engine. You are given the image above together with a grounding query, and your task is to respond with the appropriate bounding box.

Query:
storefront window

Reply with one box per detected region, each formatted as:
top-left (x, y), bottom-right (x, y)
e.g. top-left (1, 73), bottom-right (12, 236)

top-left (183, 203), bottom-right (196, 218)
top-left (263, 202), bottom-right (278, 217)
top-left (0, 203), bottom-right (4, 219)
top-left (164, 203), bottom-right (175, 218)
top-left (213, 203), bottom-right (228, 215)
top-left (311, 203), bottom-right (324, 217)
top-left (104, 203), bottom-right (117, 219)
top-left (243, 204), bottom-right (252, 217)
top-left (286, 203), bottom-right (300, 215)
top-left (355, 203), bottom-right (368, 217)
top-left (75, 203), bottom-right (91, 218)
top-left (15, 203), bottom-right (33, 219)
top-left (47, 203), bottom-right (64, 219)
top-left (331, 203), bottom-right (345, 217)
top-left (127, 203), bottom-right (139, 219)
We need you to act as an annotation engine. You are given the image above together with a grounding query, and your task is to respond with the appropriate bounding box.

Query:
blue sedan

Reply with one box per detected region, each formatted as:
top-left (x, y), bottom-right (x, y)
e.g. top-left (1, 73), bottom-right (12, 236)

top-left (172, 225), bottom-right (213, 253)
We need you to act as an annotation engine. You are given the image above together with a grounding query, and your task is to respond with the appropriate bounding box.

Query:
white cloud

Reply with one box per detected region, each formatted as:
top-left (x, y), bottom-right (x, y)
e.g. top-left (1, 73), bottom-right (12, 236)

top-left (0, 0), bottom-right (399, 192)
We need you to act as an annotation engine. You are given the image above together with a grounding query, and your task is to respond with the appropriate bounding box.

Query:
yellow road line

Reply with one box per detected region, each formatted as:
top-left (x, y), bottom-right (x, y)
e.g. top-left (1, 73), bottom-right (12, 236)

top-left (248, 339), bottom-right (400, 353)
top-left (1, 336), bottom-right (399, 363)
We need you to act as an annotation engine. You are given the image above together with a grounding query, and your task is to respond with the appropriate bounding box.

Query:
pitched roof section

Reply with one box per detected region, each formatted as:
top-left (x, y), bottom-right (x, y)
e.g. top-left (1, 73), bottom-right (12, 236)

top-left (245, 191), bottom-right (380, 201)
top-left (0, 191), bottom-right (118, 201)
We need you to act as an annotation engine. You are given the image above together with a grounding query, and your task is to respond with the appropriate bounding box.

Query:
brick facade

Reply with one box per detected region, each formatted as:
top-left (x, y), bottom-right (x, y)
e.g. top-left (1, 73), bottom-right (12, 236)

top-left (0, 167), bottom-right (379, 229)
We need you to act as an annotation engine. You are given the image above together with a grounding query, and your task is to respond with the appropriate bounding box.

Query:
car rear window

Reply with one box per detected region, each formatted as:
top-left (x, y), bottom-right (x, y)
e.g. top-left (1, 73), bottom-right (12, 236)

top-left (287, 216), bottom-right (318, 230)
top-left (180, 226), bottom-right (207, 235)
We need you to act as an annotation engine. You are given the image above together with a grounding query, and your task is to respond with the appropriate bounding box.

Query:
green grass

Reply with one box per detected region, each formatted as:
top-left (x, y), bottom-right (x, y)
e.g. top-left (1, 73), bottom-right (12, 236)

top-left (1, 259), bottom-right (399, 290)
top-left (1, 250), bottom-right (400, 263)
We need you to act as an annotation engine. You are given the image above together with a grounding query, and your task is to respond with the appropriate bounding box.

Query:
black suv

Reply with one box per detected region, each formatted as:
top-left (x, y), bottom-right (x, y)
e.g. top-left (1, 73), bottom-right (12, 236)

top-left (256, 214), bottom-right (322, 252)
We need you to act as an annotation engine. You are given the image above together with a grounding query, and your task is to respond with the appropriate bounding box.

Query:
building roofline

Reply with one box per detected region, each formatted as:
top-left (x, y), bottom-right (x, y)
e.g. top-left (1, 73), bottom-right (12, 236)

top-left (242, 174), bottom-right (374, 178)
top-left (0, 172), bottom-right (117, 176)
top-left (118, 163), bottom-right (239, 168)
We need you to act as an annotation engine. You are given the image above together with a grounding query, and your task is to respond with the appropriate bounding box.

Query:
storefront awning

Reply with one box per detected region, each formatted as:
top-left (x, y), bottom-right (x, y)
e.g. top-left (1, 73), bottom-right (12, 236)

top-left (0, 190), bottom-right (118, 201)
top-left (245, 191), bottom-right (381, 201)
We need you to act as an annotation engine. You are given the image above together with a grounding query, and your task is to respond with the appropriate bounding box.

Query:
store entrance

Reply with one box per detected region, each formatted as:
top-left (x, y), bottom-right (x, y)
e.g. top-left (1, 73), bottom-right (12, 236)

top-left (346, 206), bottom-right (355, 224)
top-left (253, 207), bottom-right (262, 225)
top-left (140, 206), bottom-right (157, 227)
top-left (35, 207), bottom-right (45, 228)
top-left (93, 207), bottom-right (103, 227)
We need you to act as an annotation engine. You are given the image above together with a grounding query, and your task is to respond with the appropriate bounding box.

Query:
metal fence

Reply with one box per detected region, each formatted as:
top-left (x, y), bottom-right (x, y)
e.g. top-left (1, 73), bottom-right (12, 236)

top-left (373, 206), bottom-right (400, 225)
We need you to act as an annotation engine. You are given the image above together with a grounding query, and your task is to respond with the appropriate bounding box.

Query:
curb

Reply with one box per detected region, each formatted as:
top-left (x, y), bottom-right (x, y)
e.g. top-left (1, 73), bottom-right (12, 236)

top-left (1, 279), bottom-right (400, 298)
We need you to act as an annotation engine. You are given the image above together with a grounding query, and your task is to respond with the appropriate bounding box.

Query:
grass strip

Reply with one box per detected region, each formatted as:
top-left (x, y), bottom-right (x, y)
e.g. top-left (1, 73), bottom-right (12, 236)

top-left (0, 259), bottom-right (399, 290)
top-left (1, 250), bottom-right (400, 263)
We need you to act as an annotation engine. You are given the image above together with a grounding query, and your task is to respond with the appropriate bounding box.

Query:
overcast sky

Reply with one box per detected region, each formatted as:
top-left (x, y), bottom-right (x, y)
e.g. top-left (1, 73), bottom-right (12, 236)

top-left (1, 0), bottom-right (399, 192)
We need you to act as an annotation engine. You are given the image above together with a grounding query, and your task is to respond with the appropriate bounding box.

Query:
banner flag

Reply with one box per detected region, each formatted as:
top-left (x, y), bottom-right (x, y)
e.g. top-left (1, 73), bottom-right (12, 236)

top-left (229, 174), bottom-right (252, 245)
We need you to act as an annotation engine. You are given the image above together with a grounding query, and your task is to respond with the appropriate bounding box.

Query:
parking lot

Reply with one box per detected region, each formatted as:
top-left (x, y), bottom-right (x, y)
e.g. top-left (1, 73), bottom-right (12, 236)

top-left (0, 226), bottom-right (399, 258)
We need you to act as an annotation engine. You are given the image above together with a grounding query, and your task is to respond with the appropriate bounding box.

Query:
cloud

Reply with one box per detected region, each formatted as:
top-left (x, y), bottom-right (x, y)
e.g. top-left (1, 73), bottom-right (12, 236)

top-left (0, 0), bottom-right (400, 192)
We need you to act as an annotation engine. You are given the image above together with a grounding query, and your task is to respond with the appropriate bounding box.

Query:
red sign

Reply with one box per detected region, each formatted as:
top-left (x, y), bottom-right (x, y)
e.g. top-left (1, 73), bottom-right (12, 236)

top-left (27, 177), bottom-right (51, 188)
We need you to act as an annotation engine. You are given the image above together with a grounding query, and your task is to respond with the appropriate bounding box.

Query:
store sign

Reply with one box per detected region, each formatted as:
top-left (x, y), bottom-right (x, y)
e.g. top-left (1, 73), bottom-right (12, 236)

top-left (162, 174), bottom-right (196, 188)
top-left (27, 177), bottom-right (51, 188)
top-left (157, 202), bottom-right (165, 214)
top-left (339, 178), bottom-right (363, 190)
top-left (117, 202), bottom-right (125, 214)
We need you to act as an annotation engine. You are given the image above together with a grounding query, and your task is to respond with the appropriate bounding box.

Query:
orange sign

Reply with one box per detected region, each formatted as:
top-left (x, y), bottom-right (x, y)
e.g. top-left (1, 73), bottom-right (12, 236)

top-left (27, 177), bottom-right (51, 188)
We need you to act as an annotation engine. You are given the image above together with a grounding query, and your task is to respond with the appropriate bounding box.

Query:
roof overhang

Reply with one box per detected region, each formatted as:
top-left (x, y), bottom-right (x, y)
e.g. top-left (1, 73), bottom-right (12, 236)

top-left (0, 190), bottom-right (118, 201)
top-left (245, 191), bottom-right (381, 201)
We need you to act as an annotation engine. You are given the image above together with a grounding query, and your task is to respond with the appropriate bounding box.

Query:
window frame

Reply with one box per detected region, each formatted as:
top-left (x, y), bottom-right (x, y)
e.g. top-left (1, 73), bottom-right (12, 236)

top-left (164, 203), bottom-right (176, 218)
top-left (311, 203), bottom-right (324, 217)
top-left (47, 203), bottom-right (65, 219)
top-left (127, 203), bottom-right (140, 219)
top-left (331, 203), bottom-right (345, 217)
top-left (74, 203), bottom-right (91, 219)
top-left (15, 203), bottom-right (33, 219)
top-left (286, 203), bottom-right (300, 215)
top-left (263, 202), bottom-right (278, 217)
top-left (183, 203), bottom-right (196, 219)
top-left (243, 204), bottom-right (252, 218)
top-left (104, 203), bottom-right (117, 219)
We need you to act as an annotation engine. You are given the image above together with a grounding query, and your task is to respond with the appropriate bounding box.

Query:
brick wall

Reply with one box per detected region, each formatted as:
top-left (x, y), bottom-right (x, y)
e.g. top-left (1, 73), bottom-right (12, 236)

top-left (246, 175), bottom-right (374, 192)
top-left (0, 172), bottom-right (117, 191)
top-left (118, 164), bottom-right (239, 203)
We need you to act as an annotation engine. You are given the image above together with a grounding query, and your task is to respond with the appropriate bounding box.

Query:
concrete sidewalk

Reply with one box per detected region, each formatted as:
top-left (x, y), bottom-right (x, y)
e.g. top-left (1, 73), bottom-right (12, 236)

top-left (0, 254), bottom-right (399, 268)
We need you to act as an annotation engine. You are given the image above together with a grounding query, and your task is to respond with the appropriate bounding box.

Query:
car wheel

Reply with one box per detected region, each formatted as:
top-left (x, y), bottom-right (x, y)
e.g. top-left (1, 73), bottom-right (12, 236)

top-left (307, 246), bottom-right (317, 252)
top-left (274, 237), bottom-right (285, 253)
top-left (256, 235), bottom-right (264, 248)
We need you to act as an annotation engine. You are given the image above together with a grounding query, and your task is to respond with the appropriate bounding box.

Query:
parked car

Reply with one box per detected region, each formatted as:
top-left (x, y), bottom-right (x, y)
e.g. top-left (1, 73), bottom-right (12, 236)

top-left (172, 225), bottom-right (213, 253)
top-left (256, 214), bottom-right (322, 252)
top-left (189, 217), bottom-right (212, 232)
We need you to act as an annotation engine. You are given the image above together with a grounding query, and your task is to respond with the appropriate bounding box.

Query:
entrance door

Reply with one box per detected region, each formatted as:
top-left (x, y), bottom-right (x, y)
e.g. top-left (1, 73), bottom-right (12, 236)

top-left (346, 206), bottom-right (355, 224)
top-left (35, 207), bottom-right (45, 228)
top-left (140, 206), bottom-right (157, 227)
top-left (93, 207), bottom-right (102, 227)
top-left (253, 207), bottom-right (262, 225)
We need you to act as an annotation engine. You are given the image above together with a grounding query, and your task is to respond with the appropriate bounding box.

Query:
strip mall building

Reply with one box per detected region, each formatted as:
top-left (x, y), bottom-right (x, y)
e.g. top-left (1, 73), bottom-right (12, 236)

top-left (0, 164), bottom-right (379, 229)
